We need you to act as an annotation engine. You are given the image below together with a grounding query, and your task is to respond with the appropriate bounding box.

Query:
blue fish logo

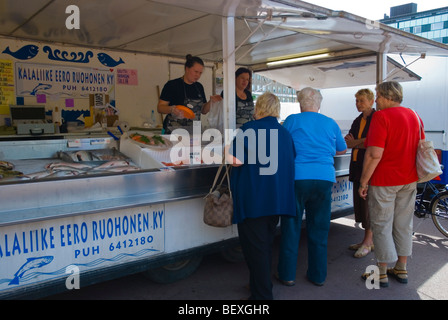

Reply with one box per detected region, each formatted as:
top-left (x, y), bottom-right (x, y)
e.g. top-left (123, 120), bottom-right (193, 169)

top-left (9, 256), bottom-right (54, 285)
top-left (2, 45), bottom-right (39, 60)
top-left (97, 53), bottom-right (124, 67)
top-left (30, 83), bottom-right (52, 96)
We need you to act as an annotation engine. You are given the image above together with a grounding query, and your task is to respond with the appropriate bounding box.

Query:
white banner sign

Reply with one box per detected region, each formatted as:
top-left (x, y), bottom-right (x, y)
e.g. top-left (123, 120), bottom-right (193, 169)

top-left (331, 176), bottom-right (353, 212)
top-left (0, 204), bottom-right (164, 293)
top-left (15, 62), bottom-right (115, 98)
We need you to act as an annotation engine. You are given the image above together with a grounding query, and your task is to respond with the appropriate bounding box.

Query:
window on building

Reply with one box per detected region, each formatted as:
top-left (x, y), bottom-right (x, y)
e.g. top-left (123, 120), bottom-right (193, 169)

top-left (422, 24), bottom-right (432, 32)
top-left (435, 21), bottom-right (442, 30)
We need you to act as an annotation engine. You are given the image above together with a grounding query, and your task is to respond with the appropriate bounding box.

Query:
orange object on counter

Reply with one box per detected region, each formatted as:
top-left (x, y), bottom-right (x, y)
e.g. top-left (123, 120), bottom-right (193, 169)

top-left (175, 105), bottom-right (195, 120)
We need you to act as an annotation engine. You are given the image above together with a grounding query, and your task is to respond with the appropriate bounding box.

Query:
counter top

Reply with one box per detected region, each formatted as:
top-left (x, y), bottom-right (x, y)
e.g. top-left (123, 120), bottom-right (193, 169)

top-left (0, 135), bottom-right (351, 227)
top-left (0, 130), bottom-right (119, 141)
top-left (0, 126), bottom-right (162, 141)
top-left (0, 165), bottom-right (219, 227)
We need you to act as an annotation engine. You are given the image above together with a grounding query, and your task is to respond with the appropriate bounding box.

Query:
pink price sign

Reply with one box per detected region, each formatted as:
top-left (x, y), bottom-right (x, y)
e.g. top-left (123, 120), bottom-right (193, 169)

top-left (117, 69), bottom-right (138, 86)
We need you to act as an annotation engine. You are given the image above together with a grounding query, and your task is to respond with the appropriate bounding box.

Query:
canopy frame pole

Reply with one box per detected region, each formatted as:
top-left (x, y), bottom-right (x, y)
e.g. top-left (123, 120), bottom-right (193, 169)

top-left (222, 16), bottom-right (236, 147)
top-left (230, 17), bottom-right (268, 61)
top-left (376, 52), bottom-right (387, 84)
top-left (236, 17), bottom-right (285, 63)
top-left (377, 31), bottom-right (391, 84)
top-left (384, 53), bottom-right (426, 82)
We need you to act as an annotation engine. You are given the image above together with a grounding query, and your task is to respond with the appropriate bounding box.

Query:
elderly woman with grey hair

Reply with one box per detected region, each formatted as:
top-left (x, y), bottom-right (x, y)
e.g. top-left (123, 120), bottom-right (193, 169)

top-left (226, 92), bottom-right (296, 300)
top-left (277, 87), bottom-right (346, 287)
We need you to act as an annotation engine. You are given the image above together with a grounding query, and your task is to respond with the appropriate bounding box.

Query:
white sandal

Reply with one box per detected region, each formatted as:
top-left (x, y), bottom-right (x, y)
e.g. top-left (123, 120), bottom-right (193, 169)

top-left (354, 245), bottom-right (372, 258)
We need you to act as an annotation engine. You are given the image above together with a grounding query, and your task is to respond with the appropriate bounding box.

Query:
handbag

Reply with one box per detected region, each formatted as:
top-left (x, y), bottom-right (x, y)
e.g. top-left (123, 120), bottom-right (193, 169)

top-left (411, 109), bottom-right (443, 183)
top-left (203, 163), bottom-right (233, 227)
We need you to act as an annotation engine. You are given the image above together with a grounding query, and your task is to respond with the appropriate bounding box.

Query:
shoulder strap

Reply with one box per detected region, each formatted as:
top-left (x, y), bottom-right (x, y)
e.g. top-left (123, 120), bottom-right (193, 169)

top-left (208, 163), bottom-right (225, 194)
top-left (410, 108), bottom-right (423, 140)
top-left (207, 157), bottom-right (232, 195)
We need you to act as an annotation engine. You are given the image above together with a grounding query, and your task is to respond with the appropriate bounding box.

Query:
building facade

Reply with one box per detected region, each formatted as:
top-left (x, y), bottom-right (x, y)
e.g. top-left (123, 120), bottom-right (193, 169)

top-left (251, 73), bottom-right (297, 103)
top-left (380, 3), bottom-right (448, 44)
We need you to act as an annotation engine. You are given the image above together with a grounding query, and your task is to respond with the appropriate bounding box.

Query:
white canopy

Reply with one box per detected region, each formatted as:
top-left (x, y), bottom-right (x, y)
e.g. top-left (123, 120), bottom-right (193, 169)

top-left (1, 0), bottom-right (447, 68)
top-left (1, 0), bottom-right (447, 135)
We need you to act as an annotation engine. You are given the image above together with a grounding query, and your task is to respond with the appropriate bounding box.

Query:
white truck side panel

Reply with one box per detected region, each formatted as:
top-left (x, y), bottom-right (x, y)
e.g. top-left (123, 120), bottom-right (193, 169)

top-left (320, 55), bottom-right (448, 150)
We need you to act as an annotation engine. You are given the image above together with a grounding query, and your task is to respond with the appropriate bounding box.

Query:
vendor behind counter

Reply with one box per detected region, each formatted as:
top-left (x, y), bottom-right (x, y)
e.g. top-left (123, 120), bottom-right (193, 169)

top-left (157, 54), bottom-right (221, 134)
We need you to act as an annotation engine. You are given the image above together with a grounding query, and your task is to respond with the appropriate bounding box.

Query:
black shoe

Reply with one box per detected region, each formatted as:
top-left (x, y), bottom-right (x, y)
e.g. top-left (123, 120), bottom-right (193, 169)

top-left (275, 273), bottom-right (295, 286)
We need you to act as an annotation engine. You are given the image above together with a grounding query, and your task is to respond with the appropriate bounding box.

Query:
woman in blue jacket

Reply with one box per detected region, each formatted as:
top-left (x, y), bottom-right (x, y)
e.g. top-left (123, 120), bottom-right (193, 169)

top-left (227, 92), bottom-right (296, 300)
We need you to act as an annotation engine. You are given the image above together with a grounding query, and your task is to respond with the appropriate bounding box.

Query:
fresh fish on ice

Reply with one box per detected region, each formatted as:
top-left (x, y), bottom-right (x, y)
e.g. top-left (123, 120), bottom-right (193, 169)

top-left (74, 150), bottom-right (93, 161)
top-left (48, 170), bottom-right (82, 177)
top-left (24, 169), bottom-right (82, 179)
top-left (23, 170), bottom-right (54, 180)
top-left (50, 166), bottom-right (88, 173)
top-left (95, 160), bottom-right (130, 169)
top-left (46, 162), bottom-right (92, 170)
top-left (93, 166), bottom-right (140, 173)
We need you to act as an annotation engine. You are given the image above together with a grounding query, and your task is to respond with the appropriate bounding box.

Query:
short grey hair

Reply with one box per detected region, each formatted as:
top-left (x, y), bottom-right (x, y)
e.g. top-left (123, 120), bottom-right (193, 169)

top-left (297, 87), bottom-right (322, 111)
top-left (376, 81), bottom-right (403, 103)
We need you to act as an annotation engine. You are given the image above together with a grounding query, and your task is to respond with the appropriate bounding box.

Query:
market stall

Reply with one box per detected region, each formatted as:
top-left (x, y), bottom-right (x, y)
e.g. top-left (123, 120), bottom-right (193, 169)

top-left (0, 0), bottom-right (447, 299)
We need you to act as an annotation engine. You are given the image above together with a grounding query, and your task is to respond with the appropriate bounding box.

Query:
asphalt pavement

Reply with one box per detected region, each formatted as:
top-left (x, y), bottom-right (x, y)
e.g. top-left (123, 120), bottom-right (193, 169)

top-left (48, 213), bottom-right (448, 301)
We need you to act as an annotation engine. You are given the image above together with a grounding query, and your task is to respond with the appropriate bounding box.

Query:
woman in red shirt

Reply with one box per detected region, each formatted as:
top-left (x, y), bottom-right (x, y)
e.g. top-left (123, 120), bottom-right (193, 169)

top-left (359, 81), bottom-right (422, 287)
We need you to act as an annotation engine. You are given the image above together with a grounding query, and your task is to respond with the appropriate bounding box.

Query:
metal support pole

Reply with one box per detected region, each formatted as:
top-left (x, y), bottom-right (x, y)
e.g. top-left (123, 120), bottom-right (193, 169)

top-left (222, 16), bottom-right (236, 146)
top-left (376, 52), bottom-right (387, 84)
top-left (377, 31), bottom-right (391, 85)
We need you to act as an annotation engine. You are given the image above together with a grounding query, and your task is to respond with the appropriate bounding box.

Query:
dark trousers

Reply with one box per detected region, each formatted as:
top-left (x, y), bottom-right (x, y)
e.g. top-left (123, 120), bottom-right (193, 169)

top-left (278, 180), bottom-right (333, 284)
top-left (237, 215), bottom-right (279, 300)
top-left (352, 181), bottom-right (370, 229)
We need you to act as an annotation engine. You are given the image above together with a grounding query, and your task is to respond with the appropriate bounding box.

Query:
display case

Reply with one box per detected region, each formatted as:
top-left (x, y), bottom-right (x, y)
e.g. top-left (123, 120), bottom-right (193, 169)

top-left (0, 133), bottom-right (351, 299)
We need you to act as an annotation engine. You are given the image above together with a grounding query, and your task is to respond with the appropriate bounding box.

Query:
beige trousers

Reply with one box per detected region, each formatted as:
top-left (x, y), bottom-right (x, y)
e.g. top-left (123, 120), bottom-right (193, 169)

top-left (368, 183), bottom-right (417, 264)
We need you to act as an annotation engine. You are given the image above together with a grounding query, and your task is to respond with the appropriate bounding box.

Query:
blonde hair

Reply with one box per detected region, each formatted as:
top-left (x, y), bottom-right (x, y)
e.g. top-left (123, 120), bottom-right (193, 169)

top-left (297, 87), bottom-right (322, 111)
top-left (255, 92), bottom-right (280, 118)
top-left (355, 88), bottom-right (374, 101)
top-left (376, 81), bottom-right (403, 103)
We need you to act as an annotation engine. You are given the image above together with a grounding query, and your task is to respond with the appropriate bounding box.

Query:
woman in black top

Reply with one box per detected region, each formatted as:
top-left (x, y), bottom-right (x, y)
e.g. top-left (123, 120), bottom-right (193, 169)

top-left (221, 67), bottom-right (255, 128)
top-left (157, 54), bottom-right (220, 133)
top-left (344, 89), bottom-right (375, 258)
top-left (234, 67), bottom-right (254, 126)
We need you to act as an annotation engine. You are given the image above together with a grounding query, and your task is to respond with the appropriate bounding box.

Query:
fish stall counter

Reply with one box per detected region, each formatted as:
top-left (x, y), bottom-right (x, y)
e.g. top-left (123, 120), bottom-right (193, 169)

top-left (0, 132), bottom-right (235, 299)
top-left (0, 132), bottom-right (352, 299)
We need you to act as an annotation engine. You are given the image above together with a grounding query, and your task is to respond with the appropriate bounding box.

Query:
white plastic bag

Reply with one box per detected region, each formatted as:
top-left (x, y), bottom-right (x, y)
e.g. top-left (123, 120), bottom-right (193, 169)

top-left (416, 140), bottom-right (443, 182)
top-left (207, 100), bottom-right (224, 133)
top-left (411, 109), bottom-right (443, 183)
